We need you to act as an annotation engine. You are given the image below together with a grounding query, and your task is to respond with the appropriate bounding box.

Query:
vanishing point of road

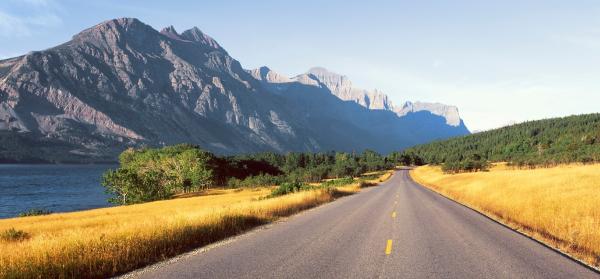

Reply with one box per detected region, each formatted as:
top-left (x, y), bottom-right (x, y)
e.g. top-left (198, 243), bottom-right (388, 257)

top-left (133, 170), bottom-right (599, 279)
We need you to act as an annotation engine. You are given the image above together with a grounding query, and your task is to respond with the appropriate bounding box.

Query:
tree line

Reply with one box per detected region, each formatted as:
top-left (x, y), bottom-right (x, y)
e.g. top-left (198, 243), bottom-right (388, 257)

top-left (103, 144), bottom-right (400, 205)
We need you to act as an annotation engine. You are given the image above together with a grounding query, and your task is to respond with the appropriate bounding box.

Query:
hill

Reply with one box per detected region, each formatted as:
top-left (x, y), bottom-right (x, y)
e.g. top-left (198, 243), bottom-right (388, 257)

top-left (403, 113), bottom-right (600, 171)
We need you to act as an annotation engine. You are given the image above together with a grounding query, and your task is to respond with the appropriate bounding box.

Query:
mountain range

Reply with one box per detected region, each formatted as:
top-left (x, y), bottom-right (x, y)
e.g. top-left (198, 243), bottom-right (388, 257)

top-left (0, 18), bottom-right (469, 163)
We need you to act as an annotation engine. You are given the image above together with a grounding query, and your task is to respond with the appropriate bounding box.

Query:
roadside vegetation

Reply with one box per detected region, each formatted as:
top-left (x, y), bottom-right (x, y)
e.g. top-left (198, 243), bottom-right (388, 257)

top-left (402, 113), bottom-right (600, 172)
top-left (17, 208), bottom-right (53, 217)
top-left (411, 163), bottom-right (600, 269)
top-left (0, 161), bottom-right (393, 278)
top-left (102, 144), bottom-right (398, 204)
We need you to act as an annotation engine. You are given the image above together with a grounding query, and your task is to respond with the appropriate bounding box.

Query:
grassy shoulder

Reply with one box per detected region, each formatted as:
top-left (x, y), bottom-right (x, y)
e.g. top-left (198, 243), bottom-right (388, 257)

top-left (0, 170), bottom-right (393, 278)
top-left (410, 163), bottom-right (600, 269)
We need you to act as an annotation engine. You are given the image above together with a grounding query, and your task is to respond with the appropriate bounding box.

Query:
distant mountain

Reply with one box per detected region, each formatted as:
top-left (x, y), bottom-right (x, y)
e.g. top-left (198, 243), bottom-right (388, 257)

top-left (0, 18), bottom-right (469, 163)
top-left (249, 66), bottom-right (465, 127)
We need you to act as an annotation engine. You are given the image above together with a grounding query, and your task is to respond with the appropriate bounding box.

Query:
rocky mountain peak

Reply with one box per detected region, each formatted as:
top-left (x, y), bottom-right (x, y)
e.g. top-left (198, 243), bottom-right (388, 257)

top-left (305, 67), bottom-right (353, 89)
top-left (71, 17), bottom-right (160, 49)
top-left (75, 18), bottom-right (152, 38)
top-left (297, 67), bottom-right (392, 110)
top-left (254, 66), bottom-right (273, 80)
top-left (104, 17), bottom-right (145, 28)
top-left (248, 66), bottom-right (292, 84)
top-left (181, 27), bottom-right (221, 50)
top-left (306, 66), bottom-right (337, 76)
top-left (396, 101), bottom-right (462, 126)
top-left (160, 25), bottom-right (181, 40)
top-left (161, 25), bottom-right (177, 34)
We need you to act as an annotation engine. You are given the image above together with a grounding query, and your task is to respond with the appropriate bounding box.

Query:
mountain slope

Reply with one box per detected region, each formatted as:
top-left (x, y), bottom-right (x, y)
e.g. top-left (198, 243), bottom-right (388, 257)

top-left (0, 18), bottom-right (469, 162)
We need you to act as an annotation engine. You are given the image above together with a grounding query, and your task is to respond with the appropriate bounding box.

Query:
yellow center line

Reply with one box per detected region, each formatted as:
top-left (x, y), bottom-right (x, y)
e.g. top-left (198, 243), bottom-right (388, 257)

top-left (392, 211), bottom-right (396, 218)
top-left (385, 239), bottom-right (393, 255)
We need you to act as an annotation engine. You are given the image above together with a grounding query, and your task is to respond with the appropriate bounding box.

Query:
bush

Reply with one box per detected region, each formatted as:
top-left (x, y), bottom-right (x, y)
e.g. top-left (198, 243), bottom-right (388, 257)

top-left (227, 174), bottom-right (287, 188)
top-left (359, 181), bottom-right (377, 187)
top-left (320, 177), bottom-right (354, 187)
top-left (268, 182), bottom-right (310, 197)
top-left (1, 228), bottom-right (30, 242)
top-left (18, 208), bottom-right (53, 217)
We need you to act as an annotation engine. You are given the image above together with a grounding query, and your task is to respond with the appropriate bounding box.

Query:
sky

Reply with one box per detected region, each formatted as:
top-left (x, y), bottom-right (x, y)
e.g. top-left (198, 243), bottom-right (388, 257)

top-left (1, 0), bottom-right (599, 131)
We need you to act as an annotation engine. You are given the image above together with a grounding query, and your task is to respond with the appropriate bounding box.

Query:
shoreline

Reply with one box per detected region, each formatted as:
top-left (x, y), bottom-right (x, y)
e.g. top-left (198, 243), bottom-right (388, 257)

top-left (0, 161), bottom-right (119, 165)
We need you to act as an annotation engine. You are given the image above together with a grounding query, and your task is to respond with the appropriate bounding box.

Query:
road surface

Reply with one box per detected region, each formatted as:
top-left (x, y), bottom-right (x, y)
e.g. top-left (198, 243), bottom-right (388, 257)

top-left (134, 170), bottom-right (599, 278)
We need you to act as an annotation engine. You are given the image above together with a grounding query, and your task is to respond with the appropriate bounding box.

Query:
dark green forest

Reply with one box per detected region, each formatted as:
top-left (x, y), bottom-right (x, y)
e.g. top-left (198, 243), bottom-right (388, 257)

top-left (103, 144), bottom-right (398, 204)
top-left (403, 113), bottom-right (600, 172)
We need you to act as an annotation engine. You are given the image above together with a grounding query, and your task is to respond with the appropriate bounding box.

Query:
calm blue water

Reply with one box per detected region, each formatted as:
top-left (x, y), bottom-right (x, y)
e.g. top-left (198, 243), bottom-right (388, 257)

top-left (0, 164), bottom-right (117, 218)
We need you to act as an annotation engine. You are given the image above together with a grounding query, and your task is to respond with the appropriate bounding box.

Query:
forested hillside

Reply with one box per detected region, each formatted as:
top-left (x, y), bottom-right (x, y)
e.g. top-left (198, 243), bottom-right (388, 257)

top-left (402, 113), bottom-right (600, 172)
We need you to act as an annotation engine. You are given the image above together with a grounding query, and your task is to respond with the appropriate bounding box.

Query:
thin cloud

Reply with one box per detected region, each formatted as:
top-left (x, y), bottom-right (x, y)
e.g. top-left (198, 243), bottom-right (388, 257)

top-left (0, 11), bottom-right (30, 37)
top-left (9, 0), bottom-right (53, 7)
top-left (553, 31), bottom-right (600, 49)
top-left (26, 13), bottom-right (62, 26)
top-left (0, 1), bottom-right (63, 38)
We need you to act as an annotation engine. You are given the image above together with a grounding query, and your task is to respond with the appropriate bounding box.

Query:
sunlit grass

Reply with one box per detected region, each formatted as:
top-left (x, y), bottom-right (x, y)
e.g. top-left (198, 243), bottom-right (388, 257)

top-left (411, 164), bottom-right (600, 268)
top-left (0, 170), bottom-right (393, 278)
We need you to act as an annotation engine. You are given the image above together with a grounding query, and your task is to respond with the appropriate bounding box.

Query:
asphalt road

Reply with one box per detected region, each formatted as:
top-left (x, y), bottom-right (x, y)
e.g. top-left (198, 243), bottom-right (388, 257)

top-left (134, 170), bottom-right (599, 279)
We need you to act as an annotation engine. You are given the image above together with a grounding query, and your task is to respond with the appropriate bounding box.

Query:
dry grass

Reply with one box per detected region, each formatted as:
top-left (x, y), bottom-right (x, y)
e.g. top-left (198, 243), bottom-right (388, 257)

top-left (410, 163), bottom-right (600, 268)
top-left (0, 171), bottom-right (392, 278)
top-left (376, 171), bottom-right (393, 183)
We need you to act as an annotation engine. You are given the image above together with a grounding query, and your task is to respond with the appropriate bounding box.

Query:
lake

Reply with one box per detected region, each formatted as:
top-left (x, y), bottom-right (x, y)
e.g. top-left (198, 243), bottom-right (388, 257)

top-left (0, 164), bottom-right (117, 219)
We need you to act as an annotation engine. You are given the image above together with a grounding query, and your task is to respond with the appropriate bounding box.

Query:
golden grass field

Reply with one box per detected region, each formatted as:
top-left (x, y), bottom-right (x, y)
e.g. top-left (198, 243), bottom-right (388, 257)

top-left (410, 163), bottom-right (600, 268)
top-left (0, 171), bottom-right (393, 278)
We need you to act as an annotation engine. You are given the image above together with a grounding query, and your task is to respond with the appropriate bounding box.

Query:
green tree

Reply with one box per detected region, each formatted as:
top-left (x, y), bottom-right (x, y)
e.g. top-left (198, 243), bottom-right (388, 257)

top-left (102, 145), bottom-right (215, 204)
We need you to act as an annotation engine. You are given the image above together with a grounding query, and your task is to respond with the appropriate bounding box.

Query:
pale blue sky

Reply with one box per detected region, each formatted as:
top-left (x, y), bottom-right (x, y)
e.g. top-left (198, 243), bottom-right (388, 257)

top-left (1, 0), bottom-right (599, 131)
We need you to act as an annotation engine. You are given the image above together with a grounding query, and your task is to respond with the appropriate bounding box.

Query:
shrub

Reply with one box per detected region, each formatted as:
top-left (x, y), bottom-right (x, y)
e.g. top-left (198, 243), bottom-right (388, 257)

top-left (227, 174), bottom-right (287, 188)
top-left (1, 228), bottom-right (30, 242)
top-left (268, 182), bottom-right (309, 197)
top-left (359, 181), bottom-right (377, 187)
top-left (321, 177), bottom-right (354, 187)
